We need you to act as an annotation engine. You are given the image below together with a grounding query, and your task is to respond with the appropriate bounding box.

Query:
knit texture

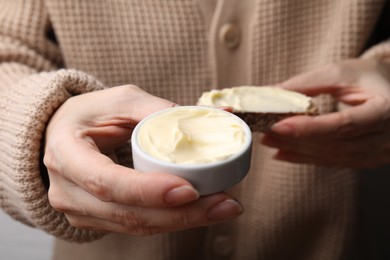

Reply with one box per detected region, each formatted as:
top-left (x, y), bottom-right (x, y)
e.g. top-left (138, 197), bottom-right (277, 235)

top-left (0, 0), bottom-right (389, 259)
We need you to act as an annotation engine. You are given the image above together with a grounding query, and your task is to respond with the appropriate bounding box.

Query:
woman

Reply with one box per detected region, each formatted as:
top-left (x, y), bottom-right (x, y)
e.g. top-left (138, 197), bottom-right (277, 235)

top-left (1, 0), bottom-right (389, 259)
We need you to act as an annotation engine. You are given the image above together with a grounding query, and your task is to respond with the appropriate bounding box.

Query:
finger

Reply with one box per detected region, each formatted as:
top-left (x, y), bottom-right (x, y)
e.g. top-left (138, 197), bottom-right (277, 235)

top-left (262, 131), bottom-right (379, 155)
top-left (273, 150), bottom-right (380, 169)
top-left (64, 193), bottom-right (242, 236)
top-left (272, 150), bottom-right (328, 166)
top-left (275, 64), bottom-right (353, 96)
top-left (77, 85), bottom-right (177, 122)
top-left (271, 96), bottom-right (390, 138)
top-left (263, 132), bottom-right (390, 168)
top-left (52, 138), bottom-right (200, 208)
top-left (275, 62), bottom-right (373, 105)
top-left (272, 148), bottom-right (362, 167)
top-left (262, 135), bottom-right (360, 164)
top-left (261, 135), bottom-right (350, 164)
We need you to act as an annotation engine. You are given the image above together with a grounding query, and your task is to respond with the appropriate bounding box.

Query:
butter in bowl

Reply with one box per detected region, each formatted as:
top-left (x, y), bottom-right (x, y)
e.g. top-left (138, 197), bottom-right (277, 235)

top-left (131, 106), bottom-right (252, 195)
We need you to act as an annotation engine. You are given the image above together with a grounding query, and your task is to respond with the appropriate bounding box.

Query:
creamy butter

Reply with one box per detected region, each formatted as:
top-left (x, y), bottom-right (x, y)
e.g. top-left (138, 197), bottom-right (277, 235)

top-left (137, 108), bottom-right (246, 164)
top-left (198, 86), bottom-right (312, 113)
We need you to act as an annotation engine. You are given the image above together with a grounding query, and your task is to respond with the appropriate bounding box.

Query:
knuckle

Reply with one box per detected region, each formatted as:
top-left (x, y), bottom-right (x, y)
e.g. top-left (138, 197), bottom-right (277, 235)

top-left (43, 152), bottom-right (55, 171)
top-left (133, 181), bottom-right (152, 206)
top-left (123, 221), bottom-right (158, 237)
top-left (111, 210), bottom-right (159, 236)
top-left (118, 84), bottom-right (141, 93)
top-left (43, 144), bottom-right (62, 172)
top-left (43, 137), bottom-right (68, 173)
top-left (113, 210), bottom-right (147, 231)
top-left (48, 188), bottom-right (70, 213)
top-left (67, 215), bottom-right (89, 229)
top-left (124, 175), bottom-right (158, 207)
top-left (83, 172), bottom-right (112, 202)
top-left (170, 209), bottom-right (193, 227)
top-left (129, 226), bottom-right (158, 237)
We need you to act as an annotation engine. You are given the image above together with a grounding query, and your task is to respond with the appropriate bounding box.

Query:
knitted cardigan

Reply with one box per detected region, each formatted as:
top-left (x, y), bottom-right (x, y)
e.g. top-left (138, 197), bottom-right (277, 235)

top-left (0, 0), bottom-right (389, 259)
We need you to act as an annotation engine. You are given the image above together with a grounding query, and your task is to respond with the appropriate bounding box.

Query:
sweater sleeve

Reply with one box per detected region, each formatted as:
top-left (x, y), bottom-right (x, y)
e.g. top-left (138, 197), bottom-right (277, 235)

top-left (0, 1), bottom-right (104, 242)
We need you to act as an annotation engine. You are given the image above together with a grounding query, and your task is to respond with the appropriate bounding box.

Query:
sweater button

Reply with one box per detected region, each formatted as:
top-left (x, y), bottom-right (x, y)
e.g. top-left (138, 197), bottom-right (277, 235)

top-left (211, 235), bottom-right (234, 257)
top-left (219, 23), bottom-right (241, 50)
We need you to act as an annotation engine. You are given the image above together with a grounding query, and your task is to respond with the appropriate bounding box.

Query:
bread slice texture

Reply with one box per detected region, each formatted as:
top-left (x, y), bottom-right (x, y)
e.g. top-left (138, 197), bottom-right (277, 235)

top-left (197, 86), bottom-right (317, 132)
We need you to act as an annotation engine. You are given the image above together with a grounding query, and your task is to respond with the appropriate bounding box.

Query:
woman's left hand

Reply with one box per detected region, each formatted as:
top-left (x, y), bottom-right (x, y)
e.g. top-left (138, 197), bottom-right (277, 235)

top-left (261, 58), bottom-right (390, 169)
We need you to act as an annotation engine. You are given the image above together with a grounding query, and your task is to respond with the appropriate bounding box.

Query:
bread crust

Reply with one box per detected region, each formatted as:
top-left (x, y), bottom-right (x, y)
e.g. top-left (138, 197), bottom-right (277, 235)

top-left (234, 103), bottom-right (318, 132)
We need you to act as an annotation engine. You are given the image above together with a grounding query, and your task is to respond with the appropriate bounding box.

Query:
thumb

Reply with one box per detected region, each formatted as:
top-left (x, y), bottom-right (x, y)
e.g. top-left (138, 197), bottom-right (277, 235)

top-left (271, 95), bottom-right (388, 138)
top-left (276, 66), bottom-right (344, 96)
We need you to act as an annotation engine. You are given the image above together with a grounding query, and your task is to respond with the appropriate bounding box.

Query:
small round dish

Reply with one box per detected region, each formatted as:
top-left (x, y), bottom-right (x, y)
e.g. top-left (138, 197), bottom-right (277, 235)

top-left (131, 106), bottom-right (252, 195)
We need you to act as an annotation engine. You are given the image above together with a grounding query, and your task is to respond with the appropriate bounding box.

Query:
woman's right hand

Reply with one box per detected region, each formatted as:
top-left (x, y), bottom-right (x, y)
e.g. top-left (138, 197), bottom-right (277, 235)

top-left (44, 85), bottom-right (242, 235)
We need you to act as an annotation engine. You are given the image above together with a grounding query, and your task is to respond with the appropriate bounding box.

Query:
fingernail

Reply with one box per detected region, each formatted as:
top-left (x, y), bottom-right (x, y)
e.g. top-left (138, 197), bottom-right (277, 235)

top-left (271, 123), bottom-right (295, 136)
top-left (164, 186), bottom-right (199, 205)
top-left (207, 199), bottom-right (243, 220)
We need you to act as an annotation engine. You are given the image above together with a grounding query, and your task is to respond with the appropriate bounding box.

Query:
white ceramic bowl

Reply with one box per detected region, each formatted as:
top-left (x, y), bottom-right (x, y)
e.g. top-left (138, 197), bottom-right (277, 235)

top-left (131, 106), bottom-right (252, 195)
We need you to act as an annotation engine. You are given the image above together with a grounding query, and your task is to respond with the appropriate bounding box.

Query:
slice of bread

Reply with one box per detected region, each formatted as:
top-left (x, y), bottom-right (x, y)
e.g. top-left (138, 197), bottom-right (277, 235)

top-left (197, 86), bottom-right (317, 132)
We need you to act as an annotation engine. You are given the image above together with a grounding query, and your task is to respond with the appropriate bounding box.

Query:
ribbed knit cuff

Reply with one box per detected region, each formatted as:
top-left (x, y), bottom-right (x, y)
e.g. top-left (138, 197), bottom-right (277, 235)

top-left (0, 69), bottom-right (106, 242)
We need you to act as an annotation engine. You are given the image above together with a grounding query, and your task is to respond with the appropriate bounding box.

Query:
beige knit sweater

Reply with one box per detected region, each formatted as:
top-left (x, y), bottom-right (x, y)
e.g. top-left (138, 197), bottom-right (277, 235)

top-left (0, 0), bottom-right (389, 259)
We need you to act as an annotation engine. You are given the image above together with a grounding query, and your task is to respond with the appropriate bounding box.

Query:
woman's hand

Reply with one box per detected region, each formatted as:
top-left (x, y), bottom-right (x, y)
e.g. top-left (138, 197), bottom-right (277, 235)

top-left (44, 85), bottom-right (242, 235)
top-left (261, 59), bottom-right (390, 169)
